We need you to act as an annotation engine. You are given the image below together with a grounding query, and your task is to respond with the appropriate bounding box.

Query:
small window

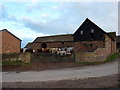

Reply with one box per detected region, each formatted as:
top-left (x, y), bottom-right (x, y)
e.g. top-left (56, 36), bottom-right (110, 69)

top-left (89, 43), bottom-right (93, 46)
top-left (80, 30), bottom-right (83, 35)
top-left (91, 29), bottom-right (94, 33)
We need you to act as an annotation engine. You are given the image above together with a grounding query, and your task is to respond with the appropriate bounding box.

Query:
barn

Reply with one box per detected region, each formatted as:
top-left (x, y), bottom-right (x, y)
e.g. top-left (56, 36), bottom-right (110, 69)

top-left (0, 29), bottom-right (21, 54)
top-left (25, 18), bottom-right (117, 62)
top-left (25, 34), bottom-right (74, 51)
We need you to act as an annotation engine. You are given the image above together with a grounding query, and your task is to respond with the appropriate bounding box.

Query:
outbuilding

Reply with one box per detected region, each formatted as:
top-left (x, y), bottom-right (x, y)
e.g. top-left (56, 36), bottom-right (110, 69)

top-left (0, 29), bottom-right (21, 54)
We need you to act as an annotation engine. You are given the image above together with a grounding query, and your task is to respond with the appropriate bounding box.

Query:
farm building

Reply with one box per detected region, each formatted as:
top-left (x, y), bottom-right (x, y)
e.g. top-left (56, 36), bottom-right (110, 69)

top-left (0, 29), bottom-right (21, 54)
top-left (25, 34), bottom-right (74, 50)
top-left (116, 35), bottom-right (120, 51)
top-left (25, 18), bottom-right (117, 62)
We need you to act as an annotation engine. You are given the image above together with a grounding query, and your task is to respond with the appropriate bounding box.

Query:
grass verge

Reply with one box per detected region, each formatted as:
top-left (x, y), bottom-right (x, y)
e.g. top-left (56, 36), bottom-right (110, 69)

top-left (2, 61), bottom-right (30, 66)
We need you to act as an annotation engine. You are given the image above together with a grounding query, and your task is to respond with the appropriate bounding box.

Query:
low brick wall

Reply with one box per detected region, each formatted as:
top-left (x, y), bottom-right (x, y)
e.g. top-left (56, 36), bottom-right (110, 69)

top-left (2, 53), bottom-right (31, 63)
top-left (75, 51), bottom-right (106, 62)
top-left (31, 53), bottom-right (75, 63)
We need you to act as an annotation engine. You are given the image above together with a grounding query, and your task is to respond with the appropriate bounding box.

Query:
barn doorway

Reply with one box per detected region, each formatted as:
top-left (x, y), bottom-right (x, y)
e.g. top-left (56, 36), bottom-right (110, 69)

top-left (41, 43), bottom-right (47, 48)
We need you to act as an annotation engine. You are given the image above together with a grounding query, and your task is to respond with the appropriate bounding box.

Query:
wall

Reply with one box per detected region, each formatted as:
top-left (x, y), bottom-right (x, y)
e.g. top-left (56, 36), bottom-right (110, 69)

top-left (2, 53), bottom-right (74, 63)
top-left (47, 42), bottom-right (74, 48)
top-left (31, 53), bottom-right (75, 63)
top-left (1, 31), bottom-right (21, 54)
top-left (2, 53), bottom-right (31, 63)
top-left (74, 41), bottom-right (105, 52)
top-left (74, 34), bottom-right (117, 62)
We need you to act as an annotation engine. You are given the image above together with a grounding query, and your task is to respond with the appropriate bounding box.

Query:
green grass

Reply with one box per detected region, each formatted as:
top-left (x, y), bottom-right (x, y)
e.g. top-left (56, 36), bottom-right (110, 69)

top-left (76, 53), bottom-right (119, 65)
top-left (103, 53), bottom-right (119, 63)
top-left (2, 61), bottom-right (30, 66)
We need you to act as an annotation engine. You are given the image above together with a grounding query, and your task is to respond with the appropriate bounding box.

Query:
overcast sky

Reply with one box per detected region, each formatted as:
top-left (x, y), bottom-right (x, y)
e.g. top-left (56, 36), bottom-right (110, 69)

top-left (0, 0), bottom-right (119, 48)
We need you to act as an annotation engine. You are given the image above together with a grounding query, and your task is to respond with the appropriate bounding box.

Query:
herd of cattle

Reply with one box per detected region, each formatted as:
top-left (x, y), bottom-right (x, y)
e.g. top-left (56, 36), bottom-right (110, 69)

top-left (22, 47), bottom-right (74, 56)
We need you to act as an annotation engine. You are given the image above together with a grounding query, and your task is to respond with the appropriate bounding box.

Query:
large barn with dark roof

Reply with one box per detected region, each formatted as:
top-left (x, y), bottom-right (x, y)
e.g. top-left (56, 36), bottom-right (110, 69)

top-left (25, 18), bottom-right (117, 62)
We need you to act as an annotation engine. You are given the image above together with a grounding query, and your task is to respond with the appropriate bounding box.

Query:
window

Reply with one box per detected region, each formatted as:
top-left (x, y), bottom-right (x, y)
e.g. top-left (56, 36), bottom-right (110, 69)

top-left (41, 43), bottom-right (47, 48)
top-left (91, 29), bottom-right (94, 33)
top-left (90, 29), bottom-right (94, 39)
top-left (80, 30), bottom-right (83, 35)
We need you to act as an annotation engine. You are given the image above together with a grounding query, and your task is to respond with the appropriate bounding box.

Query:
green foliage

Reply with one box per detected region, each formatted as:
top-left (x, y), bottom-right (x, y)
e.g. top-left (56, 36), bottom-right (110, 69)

top-left (103, 53), bottom-right (119, 63)
top-left (2, 60), bottom-right (30, 66)
top-left (2, 53), bottom-right (20, 59)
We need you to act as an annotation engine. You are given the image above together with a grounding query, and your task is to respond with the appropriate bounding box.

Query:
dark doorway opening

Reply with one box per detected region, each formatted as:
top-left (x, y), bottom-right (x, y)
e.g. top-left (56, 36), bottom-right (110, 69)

top-left (41, 43), bottom-right (47, 48)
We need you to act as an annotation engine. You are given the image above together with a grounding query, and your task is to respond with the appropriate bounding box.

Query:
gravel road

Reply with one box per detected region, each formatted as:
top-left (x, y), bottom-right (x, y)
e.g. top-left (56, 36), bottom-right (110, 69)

top-left (2, 60), bottom-right (118, 82)
top-left (3, 74), bottom-right (119, 88)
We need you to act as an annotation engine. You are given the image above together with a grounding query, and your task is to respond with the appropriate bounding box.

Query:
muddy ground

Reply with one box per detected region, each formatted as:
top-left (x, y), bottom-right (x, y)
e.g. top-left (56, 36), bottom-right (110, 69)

top-left (2, 74), bottom-right (119, 88)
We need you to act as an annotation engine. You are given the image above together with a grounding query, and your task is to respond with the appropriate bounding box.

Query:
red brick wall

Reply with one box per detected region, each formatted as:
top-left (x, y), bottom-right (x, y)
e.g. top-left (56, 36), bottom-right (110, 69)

top-left (74, 34), bottom-right (117, 62)
top-left (31, 42), bottom-right (74, 51)
top-left (32, 43), bottom-right (39, 50)
top-left (47, 42), bottom-right (74, 48)
top-left (0, 31), bottom-right (21, 54)
top-left (74, 41), bottom-right (105, 52)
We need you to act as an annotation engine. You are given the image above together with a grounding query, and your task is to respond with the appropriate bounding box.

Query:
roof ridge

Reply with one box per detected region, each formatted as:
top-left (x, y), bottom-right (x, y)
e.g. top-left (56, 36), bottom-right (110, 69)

top-left (0, 29), bottom-right (22, 41)
top-left (37, 34), bottom-right (73, 38)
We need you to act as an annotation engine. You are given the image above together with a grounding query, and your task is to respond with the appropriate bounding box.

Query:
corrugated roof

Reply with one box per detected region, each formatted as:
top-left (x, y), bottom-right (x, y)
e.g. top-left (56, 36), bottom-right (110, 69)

top-left (33, 34), bottom-right (73, 43)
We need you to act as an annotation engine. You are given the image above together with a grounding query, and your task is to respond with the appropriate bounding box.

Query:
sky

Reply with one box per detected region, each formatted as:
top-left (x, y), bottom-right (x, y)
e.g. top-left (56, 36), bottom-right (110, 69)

top-left (0, 0), bottom-right (119, 48)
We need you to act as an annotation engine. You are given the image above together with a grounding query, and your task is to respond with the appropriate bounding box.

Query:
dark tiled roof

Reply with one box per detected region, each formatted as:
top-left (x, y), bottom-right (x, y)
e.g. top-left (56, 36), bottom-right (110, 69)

top-left (33, 34), bottom-right (73, 43)
top-left (116, 36), bottom-right (120, 43)
top-left (0, 29), bottom-right (21, 41)
top-left (107, 32), bottom-right (116, 40)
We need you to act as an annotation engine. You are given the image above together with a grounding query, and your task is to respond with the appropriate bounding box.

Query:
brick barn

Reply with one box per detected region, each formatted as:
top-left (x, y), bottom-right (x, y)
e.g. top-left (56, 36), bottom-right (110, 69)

top-left (0, 29), bottom-right (21, 54)
top-left (25, 34), bottom-right (74, 51)
top-left (25, 18), bottom-right (117, 62)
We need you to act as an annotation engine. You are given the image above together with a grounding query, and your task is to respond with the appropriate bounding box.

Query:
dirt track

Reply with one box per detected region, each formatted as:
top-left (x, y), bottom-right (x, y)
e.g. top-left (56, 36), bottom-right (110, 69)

top-left (2, 74), bottom-right (119, 88)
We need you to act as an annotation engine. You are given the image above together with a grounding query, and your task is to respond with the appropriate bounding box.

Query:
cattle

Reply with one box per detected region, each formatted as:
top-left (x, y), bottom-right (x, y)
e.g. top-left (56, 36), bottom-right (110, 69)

top-left (33, 47), bottom-right (73, 56)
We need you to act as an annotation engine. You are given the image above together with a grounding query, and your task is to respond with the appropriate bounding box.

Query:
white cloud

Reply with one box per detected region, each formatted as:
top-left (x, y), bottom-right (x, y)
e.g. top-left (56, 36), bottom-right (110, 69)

top-left (41, 13), bottom-right (49, 18)
top-left (1, 0), bottom-right (119, 2)
top-left (52, 6), bottom-right (59, 9)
